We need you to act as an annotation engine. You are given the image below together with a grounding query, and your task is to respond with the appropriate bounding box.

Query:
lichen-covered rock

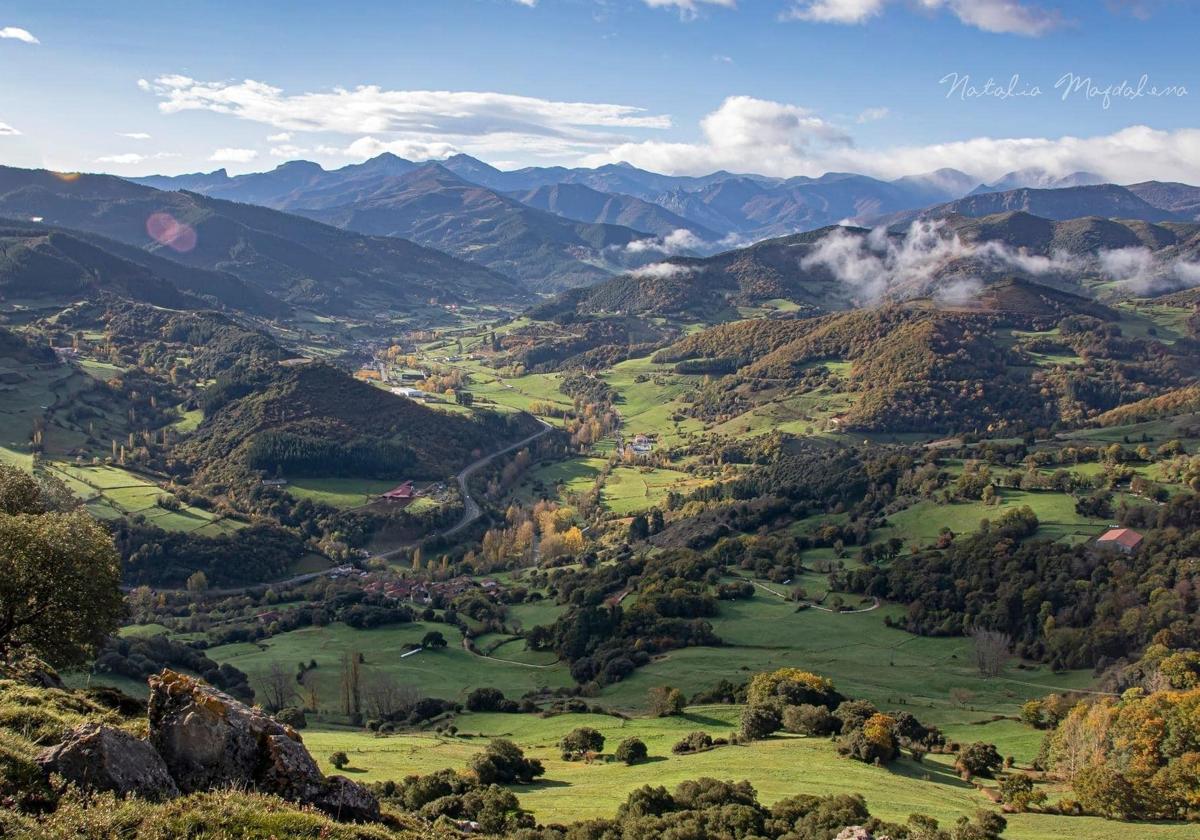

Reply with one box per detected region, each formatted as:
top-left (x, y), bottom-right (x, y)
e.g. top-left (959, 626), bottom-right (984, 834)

top-left (36, 722), bottom-right (179, 800)
top-left (147, 670), bottom-right (378, 821)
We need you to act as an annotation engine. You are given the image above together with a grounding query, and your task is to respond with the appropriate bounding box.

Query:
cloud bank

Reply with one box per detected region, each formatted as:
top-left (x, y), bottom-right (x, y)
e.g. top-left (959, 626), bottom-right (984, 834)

top-left (801, 221), bottom-right (1200, 302)
top-left (586, 96), bottom-right (1200, 183)
top-left (139, 75), bottom-right (671, 162)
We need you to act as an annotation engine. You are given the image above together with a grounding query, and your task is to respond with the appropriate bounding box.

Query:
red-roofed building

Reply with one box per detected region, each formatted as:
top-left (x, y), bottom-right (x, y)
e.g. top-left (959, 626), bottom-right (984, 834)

top-left (381, 481), bottom-right (415, 503)
top-left (1097, 528), bottom-right (1144, 554)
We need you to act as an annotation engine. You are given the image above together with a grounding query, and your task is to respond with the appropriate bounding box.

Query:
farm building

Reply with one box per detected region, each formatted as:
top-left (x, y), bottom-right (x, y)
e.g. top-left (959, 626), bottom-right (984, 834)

top-left (1097, 528), bottom-right (1143, 554)
top-left (380, 481), bottom-right (416, 503)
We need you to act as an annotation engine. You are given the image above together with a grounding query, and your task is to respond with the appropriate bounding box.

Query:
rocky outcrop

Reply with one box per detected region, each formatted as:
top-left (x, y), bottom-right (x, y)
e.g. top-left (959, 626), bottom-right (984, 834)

top-left (147, 670), bottom-right (378, 822)
top-left (36, 722), bottom-right (179, 801)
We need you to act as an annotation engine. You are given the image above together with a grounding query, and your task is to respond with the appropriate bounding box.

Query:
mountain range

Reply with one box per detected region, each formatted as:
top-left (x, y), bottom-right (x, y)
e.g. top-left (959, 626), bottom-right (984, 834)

top-left (131, 154), bottom-right (1200, 291)
top-left (0, 165), bottom-right (524, 316)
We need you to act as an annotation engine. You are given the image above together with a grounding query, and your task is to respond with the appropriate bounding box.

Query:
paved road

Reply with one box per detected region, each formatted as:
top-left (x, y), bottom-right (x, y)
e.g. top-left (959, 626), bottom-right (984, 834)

top-left (367, 416), bottom-right (554, 560)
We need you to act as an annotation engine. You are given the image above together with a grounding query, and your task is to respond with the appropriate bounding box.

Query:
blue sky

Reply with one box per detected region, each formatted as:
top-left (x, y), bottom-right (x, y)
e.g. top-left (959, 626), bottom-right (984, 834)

top-left (1, 0), bottom-right (1197, 182)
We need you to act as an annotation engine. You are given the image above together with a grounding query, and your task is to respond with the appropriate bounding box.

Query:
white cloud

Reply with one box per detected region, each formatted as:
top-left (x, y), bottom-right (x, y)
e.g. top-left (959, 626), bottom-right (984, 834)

top-left (856, 106), bottom-right (890, 123)
top-left (587, 96), bottom-right (1200, 184)
top-left (1173, 261), bottom-right (1200, 288)
top-left (0, 121), bottom-right (20, 136)
top-left (784, 0), bottom-right (885, 23)
top-left (117, 132), bottom-right (151, 140)
top-left (626, 228), bottom-right (707, 255)
top-left (512, 0), bottom-right (537, 6)
top-left (95, 151), bottom-right (180, 165)
top-left (269, 144), bottom-right (309, 158)
top-left (1098, 246), bottom-right (1158, 292)
top-left (0, 26), bottom-right (39, 44)
top-left (267, 132), bottom-right (292, 142)
top-left (339, 136), bottom-right (457, 161)
top-left (630, 262), bottom-right (694, 280)
top-left (96, 153), bottom-right (147, 165)
top-left (140, 75), bottom-right (671, 162)
top-left (643, 0), bottom-right (737, 20)
top-left (784, 0), bottom-right (1061, 35)
top-left (209, 147), bottom-right (258, 163)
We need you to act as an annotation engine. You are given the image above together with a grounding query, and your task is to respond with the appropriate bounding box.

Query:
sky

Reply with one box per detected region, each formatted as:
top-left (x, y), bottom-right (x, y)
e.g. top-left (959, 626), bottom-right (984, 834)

top-left (1, 0), bottom-right (1198, 182)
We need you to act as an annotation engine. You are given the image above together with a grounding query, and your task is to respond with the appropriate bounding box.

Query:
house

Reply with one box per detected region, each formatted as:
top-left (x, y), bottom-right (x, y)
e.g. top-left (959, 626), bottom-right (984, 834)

top-left (381, 481), bottom-right (415, 503)
top-left (1097, 528), bottom-right (1144, 554)
top-left (390, 386), bottom-right (425, 400)
top-left (261, 478), bottom-right (288, 487)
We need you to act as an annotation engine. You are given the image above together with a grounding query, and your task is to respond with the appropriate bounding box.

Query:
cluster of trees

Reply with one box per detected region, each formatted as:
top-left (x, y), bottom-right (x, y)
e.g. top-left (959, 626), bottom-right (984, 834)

top-left (374, 768), bottom-right (533, 835)
top-left (852, 495), bottom-right (1200, 671)
top-left (114, 520), bottom-right (305, 588)
top-left (735, 669), bottom-right (947, 768)
top-left (1040, 685), bottom-right (1200, 821)
top-left (92, 634), bottom-right (254, 702)
top-left (510, 778), bottom-right (1008, 840)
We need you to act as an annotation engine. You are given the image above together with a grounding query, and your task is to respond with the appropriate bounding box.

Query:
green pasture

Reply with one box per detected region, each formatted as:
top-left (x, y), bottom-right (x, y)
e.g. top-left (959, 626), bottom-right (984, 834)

top-left (286, 477), bottom-right (403, 509)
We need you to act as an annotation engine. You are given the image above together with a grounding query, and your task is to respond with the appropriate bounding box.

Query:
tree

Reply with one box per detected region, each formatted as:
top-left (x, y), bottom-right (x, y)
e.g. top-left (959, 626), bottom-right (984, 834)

top-left (299, 668), bottom-right (321, 713)
top-left (260, 661), bottom-right (295, 713)
top-left (0, 509), bottom-right (124, 667)
top-left (560, 727), bottom-right (605, 759)
top-left (469, 739), bottom-right (544, 784)
top-left (999, 773), bottom-right (1046, 812)
top-left (421, 630), bottom-right (447, 649)
top-left (329, 751), bottom-right (349, 770)
top-left (339, 651), bottom-right (362, 720)
top-left (956, 741), bottom-right (1003, 778)
top-left (647, 685), bottom-right (686, 717)
top-left (614, 737), bottom-right (648, 765)
top-left (363, 672), bottom-right (419, 720)
top-left (186, 570), bottom-right (209, 593)
top-left (970, 627), bottom-right (1012, 678)
top-left (0, 464), bottom-right (45, 515)
top-left (628, 514), bottom-right (649, 542)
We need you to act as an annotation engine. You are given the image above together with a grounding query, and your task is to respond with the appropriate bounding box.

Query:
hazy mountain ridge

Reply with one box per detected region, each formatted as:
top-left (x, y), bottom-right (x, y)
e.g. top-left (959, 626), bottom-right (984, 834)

top-left (0, 165), bottom-right (526, 315)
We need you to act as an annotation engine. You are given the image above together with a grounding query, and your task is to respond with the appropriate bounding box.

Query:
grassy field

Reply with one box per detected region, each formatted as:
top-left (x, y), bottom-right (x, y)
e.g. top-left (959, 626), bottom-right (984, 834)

top-left (602, 465), bottom-right (704, 516)
top-left (207, 621), bottom-right (573, 707)
top-left (599, 589), bottom-right (1096, 754)
top-left (880, 488), bottom-right (1111, 547)
top-left (298, 709), bottom-right (1193, 840)
top-left (286, 477), bottom-right (404, 509)
top-left (44, 462), bottom-right (243, 535)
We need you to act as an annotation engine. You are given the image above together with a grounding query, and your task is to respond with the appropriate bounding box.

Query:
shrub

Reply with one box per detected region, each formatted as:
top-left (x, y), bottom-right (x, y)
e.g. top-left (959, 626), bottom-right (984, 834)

top-left (469, 739), bottom-right (544, 784)
top-left (739, 704), bottom-right (782, 741)
top-left (614, 737), bottom-right (648, 765)
top-left (671, 731), bottom-right (714, 754)
top-left (328, 751), bottom-right (349, 769)
top-left (782, 703), bottom-right (838, 736)
top-left (466, 687), bottom-right (518, 713)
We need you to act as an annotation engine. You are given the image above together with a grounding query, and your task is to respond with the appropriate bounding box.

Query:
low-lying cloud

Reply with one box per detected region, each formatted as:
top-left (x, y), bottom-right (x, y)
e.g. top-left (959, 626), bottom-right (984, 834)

top-left (630, 262), bottom-right (694, 280)
top-left (801, 220), bottom-right (1200, 302)
top-left (625, 228), bottom-right (747, 256)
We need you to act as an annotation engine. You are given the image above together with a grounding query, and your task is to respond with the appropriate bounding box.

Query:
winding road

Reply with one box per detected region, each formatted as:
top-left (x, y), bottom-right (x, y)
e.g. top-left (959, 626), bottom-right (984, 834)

top-left (376, 416), bottom-right (554, 557)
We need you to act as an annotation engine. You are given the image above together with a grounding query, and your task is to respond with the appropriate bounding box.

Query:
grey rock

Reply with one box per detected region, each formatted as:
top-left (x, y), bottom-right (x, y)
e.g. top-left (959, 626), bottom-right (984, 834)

top-left (37, 722), bottom-right (179, 800)
top-left (148, 670), bottom-right (378, 821)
